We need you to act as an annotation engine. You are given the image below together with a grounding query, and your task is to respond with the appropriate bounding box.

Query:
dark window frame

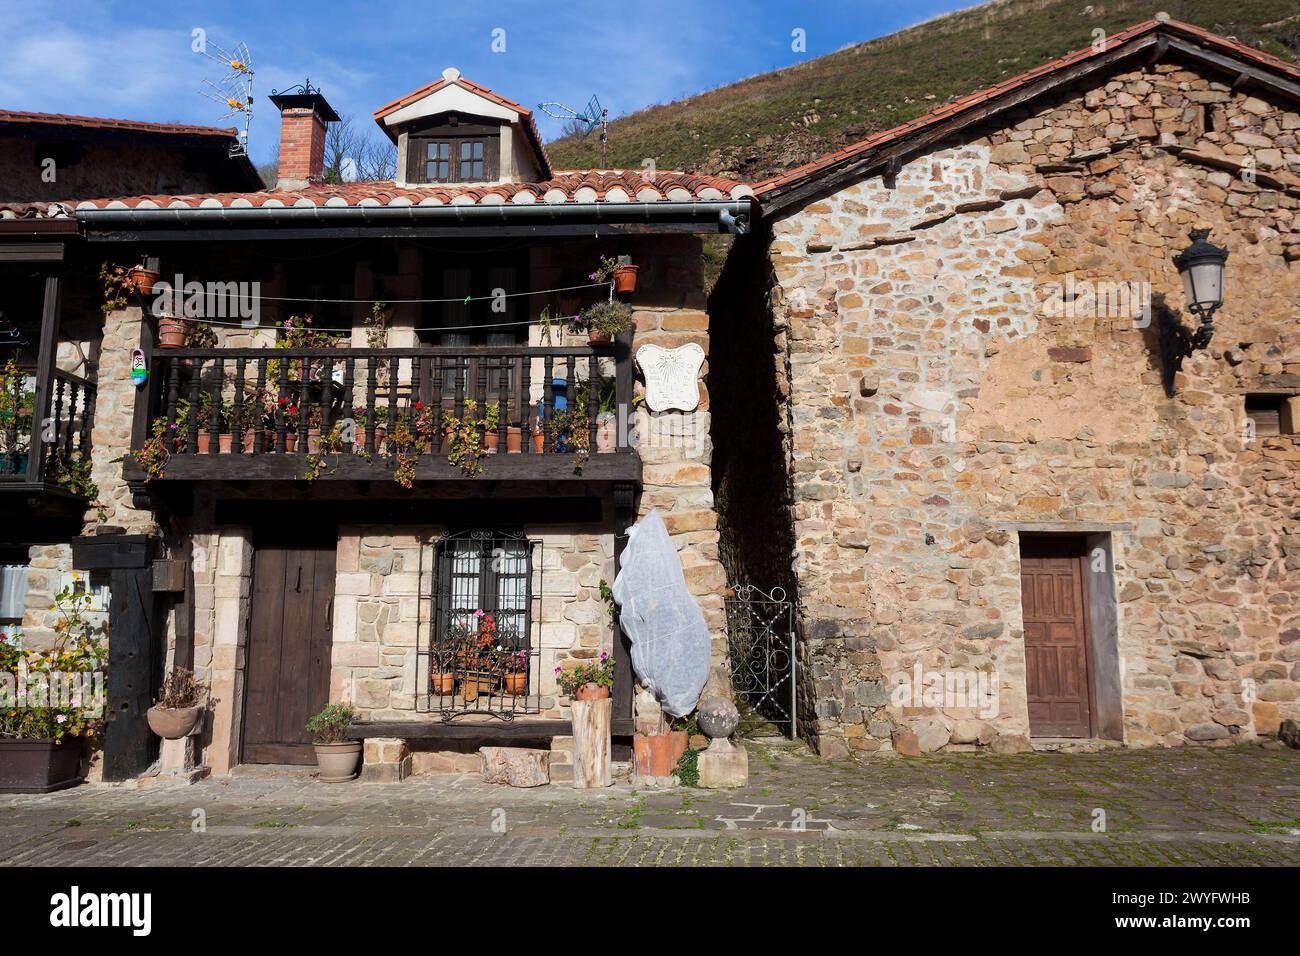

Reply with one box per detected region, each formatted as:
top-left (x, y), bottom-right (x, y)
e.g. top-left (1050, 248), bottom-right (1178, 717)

top-left (404, 115), bottom-right (501, 184)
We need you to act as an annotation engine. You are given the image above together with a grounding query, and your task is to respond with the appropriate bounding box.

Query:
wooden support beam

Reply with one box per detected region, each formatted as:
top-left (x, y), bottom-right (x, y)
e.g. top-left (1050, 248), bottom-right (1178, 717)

top-left (27, 274), bottom-right (60, 484)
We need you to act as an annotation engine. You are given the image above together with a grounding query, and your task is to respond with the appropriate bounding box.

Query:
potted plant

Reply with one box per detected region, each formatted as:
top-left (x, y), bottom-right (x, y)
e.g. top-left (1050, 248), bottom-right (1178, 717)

top-left (99, 262), bottom-right (132, 315)
top-left (305, 703), bottom-right (360, 783)
top-left (574, 300), bottom-right (633, 347)
top-left (530, 420), bottom-right (545, 453)
top-left (129, 263), bottom-right (162, 296)
top-left (0, 586), bottom-right (106, 793)
top-left (146, 667), bottom-right (206, 739)
top-left (614, 263), bottom-right (638, 294)
top-left (455, 611), bottom-right (501, 701)
top-left (555, 651), bottom-right (615, 702)
top-left (430, 648), bottom-right (455, 697)
top-left (503, 648), bottom-right (529, 695)
top-left (483, 402), bottom-right (502, 454)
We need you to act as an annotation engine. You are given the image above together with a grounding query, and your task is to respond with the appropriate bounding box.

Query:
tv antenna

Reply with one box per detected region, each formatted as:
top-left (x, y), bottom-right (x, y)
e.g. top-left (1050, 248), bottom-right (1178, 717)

top-left (197, 39), bottom-right (254, 157)
top-left (538, 94), bottom-right (608, 165)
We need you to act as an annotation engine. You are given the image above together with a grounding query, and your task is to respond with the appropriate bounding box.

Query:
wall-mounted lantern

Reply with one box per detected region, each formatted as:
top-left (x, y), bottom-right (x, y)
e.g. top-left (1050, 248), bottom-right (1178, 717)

top-left (1160, 229), bottom-right (1229, 397)
top-left (1172, 228), bottom-right (1228, 349)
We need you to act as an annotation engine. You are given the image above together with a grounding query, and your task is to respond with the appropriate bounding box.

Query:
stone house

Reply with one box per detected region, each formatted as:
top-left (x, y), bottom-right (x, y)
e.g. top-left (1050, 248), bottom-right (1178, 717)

top-left (2, 71), bottom-right (748, 780)
top-left (710, 17), bottom-right (1300, 756)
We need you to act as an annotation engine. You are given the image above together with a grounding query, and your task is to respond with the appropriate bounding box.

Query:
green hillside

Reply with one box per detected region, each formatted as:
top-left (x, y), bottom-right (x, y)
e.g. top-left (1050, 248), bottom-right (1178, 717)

top-left (546, 0), bottom-right (1300, 183)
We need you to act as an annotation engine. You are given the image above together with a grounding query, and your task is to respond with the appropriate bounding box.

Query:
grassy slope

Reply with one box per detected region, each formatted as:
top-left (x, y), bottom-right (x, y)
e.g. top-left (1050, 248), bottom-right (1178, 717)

top-left (546, 0), bottom-right (1300, 182)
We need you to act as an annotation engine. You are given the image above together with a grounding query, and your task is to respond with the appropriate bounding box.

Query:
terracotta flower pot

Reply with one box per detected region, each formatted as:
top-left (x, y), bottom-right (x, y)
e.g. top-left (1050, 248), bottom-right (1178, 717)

top-left (506, 426), bottom-right (522, 454)
top-left (461, 670), bottom-right (498, 702)
top-left (314, 741), bottom-right (361, 783)
top-left (504, 672), bottom-right (527, 695)
top-left (195, 432), bottom-right (211, 455)
top-left (574, 682), bottom-right (610, 702)
top-left (242, 431), bottom-right (256, 453)
top-left (596, 413), bottom-right (617, 453)
top-left (284, 432), bottom-right (298, 453)
top-left (633, 730), bottom-right (688, 778)
top-left (146, 704), bottom-right (202, 740)
top-left (157, 317), bottom-right (187, 349)
top-left (613, 264), bottom-right (638, 294)
top-left (306, 427), bottom-right (321, 454)
top-left (130, 267), bottom-right (162, 296)
top-left (217, 433), bottom-right (233, 454)
top-left (484, 431), bottom-right (499, 454)
top-left (587, 327), bottom-right (613, 347)
top-left (531, 431), bottom-right (545, 453)
top-left (431, 673), bottom-right (455, 696)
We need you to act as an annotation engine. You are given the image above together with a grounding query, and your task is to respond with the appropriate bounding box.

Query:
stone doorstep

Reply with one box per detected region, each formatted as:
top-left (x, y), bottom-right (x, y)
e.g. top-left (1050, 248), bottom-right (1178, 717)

top-left (124, 767), bottom-right (212, 789)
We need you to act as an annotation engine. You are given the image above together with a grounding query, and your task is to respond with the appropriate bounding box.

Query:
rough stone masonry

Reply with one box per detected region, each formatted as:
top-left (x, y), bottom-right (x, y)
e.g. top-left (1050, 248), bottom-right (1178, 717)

top-left (724, 55), bottom-right (1300, 756)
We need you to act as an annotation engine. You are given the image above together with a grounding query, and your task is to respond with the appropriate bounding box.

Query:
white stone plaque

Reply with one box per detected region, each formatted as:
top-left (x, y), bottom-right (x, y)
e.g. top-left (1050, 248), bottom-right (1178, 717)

top-left (635, 343), bottom-right (704, 412)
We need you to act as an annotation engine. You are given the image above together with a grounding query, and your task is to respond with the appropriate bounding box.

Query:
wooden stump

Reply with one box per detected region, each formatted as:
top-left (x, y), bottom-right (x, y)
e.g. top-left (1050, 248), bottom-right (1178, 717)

top-left (570, 698), bottom-right (612, 788)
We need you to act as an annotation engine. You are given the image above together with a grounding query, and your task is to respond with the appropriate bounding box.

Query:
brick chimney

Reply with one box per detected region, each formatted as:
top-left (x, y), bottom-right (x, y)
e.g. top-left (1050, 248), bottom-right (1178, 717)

top-left (269, 86), bottom-right (339, 188)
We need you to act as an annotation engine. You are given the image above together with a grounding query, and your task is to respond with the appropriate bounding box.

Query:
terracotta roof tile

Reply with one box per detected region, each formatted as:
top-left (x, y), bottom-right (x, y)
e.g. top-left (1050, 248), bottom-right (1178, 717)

top-left (0, 109), bottom-right (238, 139)
top-left (754, 19), bottom-right (1300, 199)
top-left (64, 170), bottom-right (754, 215)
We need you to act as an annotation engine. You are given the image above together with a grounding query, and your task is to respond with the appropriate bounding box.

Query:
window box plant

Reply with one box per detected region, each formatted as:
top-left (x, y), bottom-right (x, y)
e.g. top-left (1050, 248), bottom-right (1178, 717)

top-left (305, 703), bottom-right (359, 783)
top-left (146, 666), bottom-right (206, 740)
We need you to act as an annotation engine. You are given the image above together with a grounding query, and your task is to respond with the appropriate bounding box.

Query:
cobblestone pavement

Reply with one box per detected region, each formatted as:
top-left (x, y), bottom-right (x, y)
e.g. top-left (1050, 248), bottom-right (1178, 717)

top-left (2, 742), bottom-right (1298, 866)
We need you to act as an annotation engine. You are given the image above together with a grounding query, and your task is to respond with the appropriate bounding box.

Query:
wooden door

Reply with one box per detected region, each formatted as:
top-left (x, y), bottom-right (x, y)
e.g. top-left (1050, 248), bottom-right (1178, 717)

top-left (1020, 537), bottom-right (1093, 738)
top-left (242, 538), bottom-right (337, 764)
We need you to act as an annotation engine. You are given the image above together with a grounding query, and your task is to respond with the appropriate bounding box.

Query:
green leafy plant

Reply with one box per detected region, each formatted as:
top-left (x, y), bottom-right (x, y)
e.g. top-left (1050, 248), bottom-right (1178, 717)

top-left (571, 299), bottom-right (633, 337)
top-left (443, 399), bottom-right (485, 477)
top-left (99, 262), bottom-right (132, 314)
top-left (546, 405), bottom-right (590, 473)
top-left (305, 702), bottom-right (355, 744)
top-left (133, 417), bottom-right (173, 479)
top-left (302, 424), bottom-right (346, 481)
top-left (184, 322), bottom-right (218, 349)
top-left (598, 578), bottom-right (619, 625)
top-left (0, 584), bottom-right (108, 743)
top-left (364, 302), bottom-right (390, 349)
top-left (155, 667), bottom-right (205, 709)
top-left (674, 746), bottom-right (700, 787)
top-left (554, 651), bottom-right (615, 696)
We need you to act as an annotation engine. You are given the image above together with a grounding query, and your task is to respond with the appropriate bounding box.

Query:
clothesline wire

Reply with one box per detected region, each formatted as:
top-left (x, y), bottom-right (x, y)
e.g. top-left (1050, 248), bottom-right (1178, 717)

top-left (165, 280), bottom-right (609, 305)
top-left (156, 280), bottom-right (616, 333)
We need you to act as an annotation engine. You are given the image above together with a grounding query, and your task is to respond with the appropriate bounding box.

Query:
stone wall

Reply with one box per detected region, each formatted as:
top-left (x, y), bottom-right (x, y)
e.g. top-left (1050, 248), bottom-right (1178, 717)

top-left (758, 55), bottom-right (1300, 755)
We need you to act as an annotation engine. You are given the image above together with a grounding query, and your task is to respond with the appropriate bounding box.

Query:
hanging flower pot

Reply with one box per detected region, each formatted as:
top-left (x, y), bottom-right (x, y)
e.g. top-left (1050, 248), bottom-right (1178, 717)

top-left (613, 264), bottom-right (638, 294)
top-left (130, 266), bottom-right (162, 296)
top-left (587, 327), bottom-right (612, 347)
top-left (157, 317), bottom-right (187, 349)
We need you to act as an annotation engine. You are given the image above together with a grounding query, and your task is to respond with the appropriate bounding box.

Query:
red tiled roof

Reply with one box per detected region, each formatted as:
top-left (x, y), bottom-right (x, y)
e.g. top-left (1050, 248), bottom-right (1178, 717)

top-left (0, 109), bottom-right (239, 140)
top-left (65, 170), bottom-right (753, 214)
top-left (372, 70), bottom-right (551, 179)
top-left (754, 18), bottom-right (1300, 201)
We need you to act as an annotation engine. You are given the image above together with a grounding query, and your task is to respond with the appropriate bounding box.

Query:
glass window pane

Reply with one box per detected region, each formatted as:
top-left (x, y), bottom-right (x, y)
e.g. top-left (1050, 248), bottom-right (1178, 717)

top-left (0, 563), bottom-right (28, 623)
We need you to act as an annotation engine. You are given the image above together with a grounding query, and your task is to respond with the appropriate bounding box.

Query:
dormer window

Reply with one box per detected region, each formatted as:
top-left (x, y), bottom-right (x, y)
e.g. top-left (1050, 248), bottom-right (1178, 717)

top-left (405, 117), bottom-right (499, 184)
top-left (374, 67), bottom-right (551, 188)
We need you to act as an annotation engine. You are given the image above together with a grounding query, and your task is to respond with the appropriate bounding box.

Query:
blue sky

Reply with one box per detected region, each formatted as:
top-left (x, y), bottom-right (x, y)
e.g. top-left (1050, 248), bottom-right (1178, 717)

top-left (0, 0), bottom-right (973, 166)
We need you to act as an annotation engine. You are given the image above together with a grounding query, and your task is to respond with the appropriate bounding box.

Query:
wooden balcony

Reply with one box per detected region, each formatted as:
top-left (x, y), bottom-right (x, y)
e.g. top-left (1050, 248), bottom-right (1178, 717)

top-left (126, 341), bottom-right (639, 488)
top-left (0, 364), bottom-right (97, 527)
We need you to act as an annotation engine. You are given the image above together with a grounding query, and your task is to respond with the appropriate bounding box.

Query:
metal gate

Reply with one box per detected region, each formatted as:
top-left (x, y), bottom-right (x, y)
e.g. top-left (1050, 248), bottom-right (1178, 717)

top-left (724, 585), bottom-right (796, 739)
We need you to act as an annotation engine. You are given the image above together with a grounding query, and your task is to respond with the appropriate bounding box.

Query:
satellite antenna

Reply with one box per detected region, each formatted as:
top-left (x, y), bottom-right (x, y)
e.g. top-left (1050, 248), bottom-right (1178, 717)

top-left (197, 39), bottom-right (254, 157)
top-left (538, 94), bottom-right (608, 165)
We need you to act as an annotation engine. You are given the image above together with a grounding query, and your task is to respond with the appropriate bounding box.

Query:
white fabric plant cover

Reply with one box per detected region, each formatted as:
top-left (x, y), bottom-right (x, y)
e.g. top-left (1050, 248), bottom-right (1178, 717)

top-left (612, 509), bottom-right (710, 717)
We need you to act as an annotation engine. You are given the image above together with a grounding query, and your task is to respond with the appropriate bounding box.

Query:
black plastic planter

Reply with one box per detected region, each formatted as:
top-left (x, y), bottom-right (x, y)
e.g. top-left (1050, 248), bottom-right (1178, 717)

top-left (0, 738), bottom-right (88, 793)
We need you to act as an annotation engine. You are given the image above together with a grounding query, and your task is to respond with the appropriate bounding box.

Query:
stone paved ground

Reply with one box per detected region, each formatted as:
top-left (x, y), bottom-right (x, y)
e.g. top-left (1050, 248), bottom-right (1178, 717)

top-left (2, 742), bottom-right (1298, 866)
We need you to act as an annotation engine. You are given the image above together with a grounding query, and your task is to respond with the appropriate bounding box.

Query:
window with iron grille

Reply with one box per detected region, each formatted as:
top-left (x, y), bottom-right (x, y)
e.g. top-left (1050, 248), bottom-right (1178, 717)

top-left (428, 530), bottom-right (536, 719)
